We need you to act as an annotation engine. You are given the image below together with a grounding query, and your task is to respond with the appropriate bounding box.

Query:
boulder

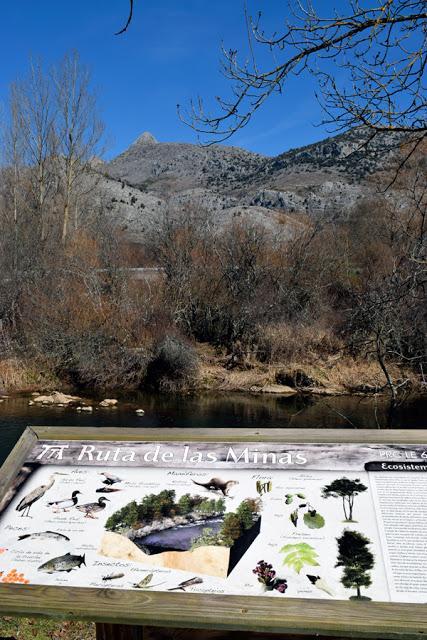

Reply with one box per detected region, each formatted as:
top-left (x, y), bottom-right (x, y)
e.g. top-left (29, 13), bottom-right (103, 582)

top-left (100, 398), bottom-right (118, 407)
top-left (99, 531), bottom-right (230, 578)
top-left (32, 391), bottom-right (83, 406)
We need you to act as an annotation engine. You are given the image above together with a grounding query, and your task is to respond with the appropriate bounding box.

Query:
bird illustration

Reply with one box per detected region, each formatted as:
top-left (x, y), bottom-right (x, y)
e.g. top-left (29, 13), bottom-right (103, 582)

top-left (76, 497), bottom-right (110, 519)
top-left (96, 487), bottom-right (121, 493)
top-left (99, 472), bottom-right (122, 486)
top-left (306, 574), bottom-right (335, 597)
top-left (47, 490), bottom-right (82, 512)
top-left (16, 473), bottom-right (68, 518)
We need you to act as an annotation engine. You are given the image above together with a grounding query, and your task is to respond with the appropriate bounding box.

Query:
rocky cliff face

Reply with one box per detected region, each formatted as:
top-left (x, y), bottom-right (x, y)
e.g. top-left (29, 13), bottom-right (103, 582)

top-left (98, 127), bottom-right (406, 240)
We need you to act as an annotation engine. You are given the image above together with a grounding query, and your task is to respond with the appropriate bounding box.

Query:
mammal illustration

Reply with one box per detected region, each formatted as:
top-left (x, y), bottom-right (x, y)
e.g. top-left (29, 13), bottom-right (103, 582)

top-left (191, 478), bottom-right (238, 496)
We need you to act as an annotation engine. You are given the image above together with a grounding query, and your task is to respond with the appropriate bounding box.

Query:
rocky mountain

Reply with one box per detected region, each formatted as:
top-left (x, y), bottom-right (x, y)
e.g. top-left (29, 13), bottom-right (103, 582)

top-left (98, 127), bottom-right (406, 241)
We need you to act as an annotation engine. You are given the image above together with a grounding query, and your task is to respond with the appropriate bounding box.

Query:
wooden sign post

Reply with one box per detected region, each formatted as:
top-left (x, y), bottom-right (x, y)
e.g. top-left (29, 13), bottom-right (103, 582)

top-left (0, 426), bottom-right (426, 640)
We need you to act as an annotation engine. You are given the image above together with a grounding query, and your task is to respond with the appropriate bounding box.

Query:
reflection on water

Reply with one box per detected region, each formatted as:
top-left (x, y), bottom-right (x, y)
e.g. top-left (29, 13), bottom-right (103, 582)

top-left (0, 392), bottom-right (426, 464)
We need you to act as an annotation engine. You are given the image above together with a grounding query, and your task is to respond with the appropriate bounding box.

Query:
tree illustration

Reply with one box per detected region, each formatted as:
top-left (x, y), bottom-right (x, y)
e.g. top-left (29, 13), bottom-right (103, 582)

top-left (280, 542), bottom-right (319, 574)
top-left (321, 478), bottom-right (367, 522)
top-left (220, 513), bottom-right (242, 546)
top-left (336, 530), bottom-right (374, 601)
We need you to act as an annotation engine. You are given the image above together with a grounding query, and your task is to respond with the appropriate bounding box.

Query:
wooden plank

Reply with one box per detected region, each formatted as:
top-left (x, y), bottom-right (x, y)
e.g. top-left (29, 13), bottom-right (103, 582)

top-left (0, 427), bottom-right (38, 513)
top-left (31, 426), bottom-right (427, 445)
top-left (0, 584), bottom-right (426, 639)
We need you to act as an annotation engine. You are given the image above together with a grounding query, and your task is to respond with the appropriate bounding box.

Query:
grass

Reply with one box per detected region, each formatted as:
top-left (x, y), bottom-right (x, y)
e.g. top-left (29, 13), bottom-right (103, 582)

top-left (0, 358), bottom-right (61, 394)
top-left (0, 617), bottom-right (94, 640)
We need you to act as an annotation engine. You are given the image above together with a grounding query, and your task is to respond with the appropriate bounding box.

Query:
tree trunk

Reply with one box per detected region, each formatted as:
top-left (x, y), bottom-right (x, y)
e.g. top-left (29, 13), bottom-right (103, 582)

top-left (376, 335), bottom-right (396, 402)
top-left (348, 498), bottom-right (353, 521)
top-left (342, 496), bottom-right (348, 520)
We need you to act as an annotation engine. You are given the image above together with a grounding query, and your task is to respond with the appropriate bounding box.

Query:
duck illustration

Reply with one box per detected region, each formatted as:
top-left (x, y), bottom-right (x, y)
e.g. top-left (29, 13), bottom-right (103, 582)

top-left (99, 472), bottom-right (122, 486)
top-left (76, 497), bottom-right (110, 519)
top-left (16, 473), bottom-right (68, 518)
top-left (47, 490), bottom-right (82, 512)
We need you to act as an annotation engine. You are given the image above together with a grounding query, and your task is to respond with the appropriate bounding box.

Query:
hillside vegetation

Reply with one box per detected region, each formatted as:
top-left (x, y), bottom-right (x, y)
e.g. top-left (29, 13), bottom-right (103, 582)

top-left (0, 56), bottom-right (425, 400)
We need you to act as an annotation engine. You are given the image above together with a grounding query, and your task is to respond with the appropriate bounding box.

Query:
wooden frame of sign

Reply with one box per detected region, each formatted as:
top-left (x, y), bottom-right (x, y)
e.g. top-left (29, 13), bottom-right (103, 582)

top-left (0, 426), bottom-right (426, 640)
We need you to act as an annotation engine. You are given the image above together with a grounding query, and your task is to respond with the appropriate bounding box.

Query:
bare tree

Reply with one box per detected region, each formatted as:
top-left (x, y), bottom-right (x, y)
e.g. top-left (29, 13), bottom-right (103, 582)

top-left (9, 60), bottom-right (57, 241)
top-left (181, 1), bottom-right (426, 148)
top-left (344, 155), bottom-right (427, 399)
top-left (52, 51), bottom-right (105, 243)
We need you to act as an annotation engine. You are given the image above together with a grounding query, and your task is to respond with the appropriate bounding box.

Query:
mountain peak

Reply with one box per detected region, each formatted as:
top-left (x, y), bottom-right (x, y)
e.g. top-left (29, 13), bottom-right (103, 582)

top-left (134, 131), bottom-right (158, 145)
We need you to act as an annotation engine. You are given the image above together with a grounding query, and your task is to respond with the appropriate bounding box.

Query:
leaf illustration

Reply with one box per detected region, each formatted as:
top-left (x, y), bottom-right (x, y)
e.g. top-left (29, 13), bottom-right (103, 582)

top-left (297, 493), bottom-right (306, 499)
top-left (280, 543), bottom-right (320, 574)
top-left (285, 494), bottom-right (293, 505)
top-left (303, 512), bottom-right (325, 529)
top-left (290, 509), bottom-right (299, 527)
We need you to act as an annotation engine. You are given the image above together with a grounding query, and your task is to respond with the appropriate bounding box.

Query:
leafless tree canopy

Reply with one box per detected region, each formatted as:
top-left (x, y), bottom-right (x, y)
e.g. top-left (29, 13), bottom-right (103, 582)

top-left (180, 1), bottom-right (426, 144)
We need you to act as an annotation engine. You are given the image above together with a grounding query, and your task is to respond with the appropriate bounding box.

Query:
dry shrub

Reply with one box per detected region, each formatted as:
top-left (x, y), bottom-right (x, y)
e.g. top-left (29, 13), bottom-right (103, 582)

top-left (258, 323), bottom-right (343, 364)
top-left (145, 335), bottom-right (199, 392)
top-left (17, 229), bottom-right (168, 390)
top-left (0, 358), bottom-right (60, 393)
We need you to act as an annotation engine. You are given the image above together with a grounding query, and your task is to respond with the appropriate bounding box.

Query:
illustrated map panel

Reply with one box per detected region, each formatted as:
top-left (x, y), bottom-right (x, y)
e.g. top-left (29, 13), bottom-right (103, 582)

top-left (0, 439), bottom-right (426, 603)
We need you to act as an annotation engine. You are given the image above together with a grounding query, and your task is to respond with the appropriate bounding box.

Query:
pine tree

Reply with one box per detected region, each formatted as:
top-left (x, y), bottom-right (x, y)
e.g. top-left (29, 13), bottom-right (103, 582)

top-left (322, 478), bottom-right (367, 521)
top-left (336, 530), bottom-right (374, 600)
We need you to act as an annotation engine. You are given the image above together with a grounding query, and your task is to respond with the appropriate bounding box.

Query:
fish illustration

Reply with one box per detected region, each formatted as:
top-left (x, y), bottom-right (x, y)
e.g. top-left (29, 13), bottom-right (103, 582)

top-left (38, 552), bottom-right (86, 573)
top-left (102, 572), bottom-right (125, 581)
top-left (18, 531), bottom-right (70, 542)
top-left (168, 577), bottom-right (203, 591)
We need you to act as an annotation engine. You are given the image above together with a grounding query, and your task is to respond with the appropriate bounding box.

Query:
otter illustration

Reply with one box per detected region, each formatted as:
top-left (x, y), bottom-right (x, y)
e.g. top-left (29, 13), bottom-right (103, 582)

top-left (191, 478), bottom-right (239, 496)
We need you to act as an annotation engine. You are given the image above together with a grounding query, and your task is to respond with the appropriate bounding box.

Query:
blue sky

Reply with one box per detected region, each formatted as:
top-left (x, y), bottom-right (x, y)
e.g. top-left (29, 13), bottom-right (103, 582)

top-left (0, 1), bottom-right (337, 158)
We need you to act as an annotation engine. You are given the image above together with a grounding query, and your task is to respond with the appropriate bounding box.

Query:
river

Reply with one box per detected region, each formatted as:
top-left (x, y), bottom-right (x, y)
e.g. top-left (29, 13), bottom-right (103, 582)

top-left (0, 392), bottom-right (426, 464)
top-left (135, 518), bottom-right (224, 554)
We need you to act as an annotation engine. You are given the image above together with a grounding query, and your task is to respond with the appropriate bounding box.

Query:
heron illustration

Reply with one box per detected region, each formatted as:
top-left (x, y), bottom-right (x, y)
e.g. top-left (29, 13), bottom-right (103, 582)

top-left (16, 472), bottom-right (68, 518)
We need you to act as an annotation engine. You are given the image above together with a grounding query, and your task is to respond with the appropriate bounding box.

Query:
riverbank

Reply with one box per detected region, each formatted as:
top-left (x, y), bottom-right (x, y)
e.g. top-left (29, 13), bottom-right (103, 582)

top-left (0, 343), bottom-right (423, 398)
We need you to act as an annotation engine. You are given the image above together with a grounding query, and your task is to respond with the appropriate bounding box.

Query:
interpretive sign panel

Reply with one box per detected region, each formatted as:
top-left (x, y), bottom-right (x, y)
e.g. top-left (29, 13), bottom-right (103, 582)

top-left (0, 427), bottom-right (426, 639)
top-left (1, 433), bottom-right (426, 604)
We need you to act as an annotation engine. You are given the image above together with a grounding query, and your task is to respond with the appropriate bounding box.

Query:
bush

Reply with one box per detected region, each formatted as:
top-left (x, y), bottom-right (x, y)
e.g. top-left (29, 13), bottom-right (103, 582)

top-left (145, 335), bottom-right (199, 391)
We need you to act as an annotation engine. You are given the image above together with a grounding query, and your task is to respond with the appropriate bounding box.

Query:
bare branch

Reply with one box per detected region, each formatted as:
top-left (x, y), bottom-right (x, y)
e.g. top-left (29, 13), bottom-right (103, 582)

top-left (115, 0), bottom-right (134, 36)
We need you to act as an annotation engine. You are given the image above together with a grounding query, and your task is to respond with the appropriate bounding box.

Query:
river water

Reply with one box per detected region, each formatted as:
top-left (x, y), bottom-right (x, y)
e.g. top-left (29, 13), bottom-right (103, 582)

top-left (135, 518), bottom-right (224, 554)
top-left (0, 392), bottom-right (426, 464)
